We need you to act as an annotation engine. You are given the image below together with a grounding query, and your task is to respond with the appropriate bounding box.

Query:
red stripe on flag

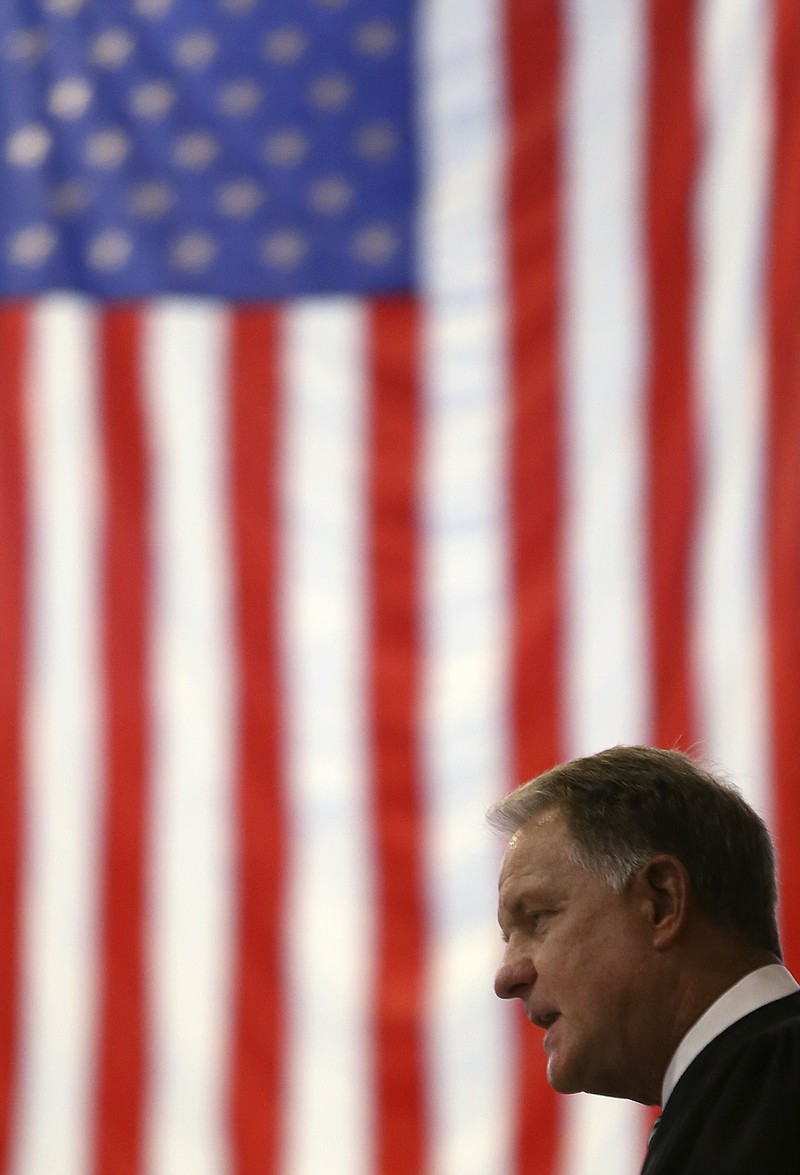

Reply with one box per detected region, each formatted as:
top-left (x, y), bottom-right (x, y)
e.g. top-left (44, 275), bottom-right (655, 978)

top-left (505, 0), bottom-right (564, 1169)
top-left (367, 298), bottom-right (428, 1175)
top-left (643, 0), bottom-right (699, 751)
top-left (0, 305), bottom-right (28, 1168)
top-left (94, 306), bottom-right (150, 1175)
top-left (227, 307), bottom-right (287, 1173)
top-left (766, 0), bottom-right (800, 976)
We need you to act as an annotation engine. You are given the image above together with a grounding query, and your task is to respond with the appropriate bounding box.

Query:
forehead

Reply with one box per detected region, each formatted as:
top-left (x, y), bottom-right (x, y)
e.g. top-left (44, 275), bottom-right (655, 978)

top-left (498, 809), bottom-right (582, 905)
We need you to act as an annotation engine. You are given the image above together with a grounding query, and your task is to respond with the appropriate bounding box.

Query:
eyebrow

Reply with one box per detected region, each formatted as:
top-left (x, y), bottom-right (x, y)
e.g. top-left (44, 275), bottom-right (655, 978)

top-left (499, 892), bottom-right (549, 924)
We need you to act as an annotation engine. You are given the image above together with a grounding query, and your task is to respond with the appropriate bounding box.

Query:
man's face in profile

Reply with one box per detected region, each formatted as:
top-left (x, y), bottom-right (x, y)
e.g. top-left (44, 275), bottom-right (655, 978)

top-left (495, 809), bottom-right (655, 1101)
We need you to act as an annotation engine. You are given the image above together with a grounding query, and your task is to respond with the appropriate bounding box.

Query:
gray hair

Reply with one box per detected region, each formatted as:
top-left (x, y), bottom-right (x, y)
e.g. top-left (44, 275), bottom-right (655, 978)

top-left (488, 745), bottom-right (781, 958)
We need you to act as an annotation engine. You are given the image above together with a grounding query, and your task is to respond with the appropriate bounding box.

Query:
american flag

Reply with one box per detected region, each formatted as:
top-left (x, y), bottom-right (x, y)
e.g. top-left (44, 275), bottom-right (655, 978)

top-left (0, 0), bottom-right (798, 1172)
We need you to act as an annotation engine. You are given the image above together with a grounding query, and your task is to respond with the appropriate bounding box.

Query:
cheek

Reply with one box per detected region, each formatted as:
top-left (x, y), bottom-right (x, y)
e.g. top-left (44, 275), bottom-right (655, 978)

top-left (578, 943), bottom-right (643, 1022)
top-left (536, 937), bottom-right (589, 1007)
top-left (550, 935), bottom-right (630, 1018)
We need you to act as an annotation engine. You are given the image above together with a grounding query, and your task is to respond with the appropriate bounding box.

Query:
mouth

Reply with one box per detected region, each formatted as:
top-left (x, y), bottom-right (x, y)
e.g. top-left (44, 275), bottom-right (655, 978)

top-left (541, 1013), bottom-right (561, 1055)
top-left (527, 1008), bottom-right (561, 1032)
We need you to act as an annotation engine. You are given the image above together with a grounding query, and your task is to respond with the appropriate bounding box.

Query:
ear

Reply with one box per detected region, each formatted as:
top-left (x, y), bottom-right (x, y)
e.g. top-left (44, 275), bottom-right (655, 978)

top-left (635, 855), bottom-right (691, 951)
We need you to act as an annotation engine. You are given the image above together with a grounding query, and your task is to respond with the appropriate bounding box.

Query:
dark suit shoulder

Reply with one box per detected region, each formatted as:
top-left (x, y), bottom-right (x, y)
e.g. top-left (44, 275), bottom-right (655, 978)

top-left (641, 992), bottom-right (800, 1175)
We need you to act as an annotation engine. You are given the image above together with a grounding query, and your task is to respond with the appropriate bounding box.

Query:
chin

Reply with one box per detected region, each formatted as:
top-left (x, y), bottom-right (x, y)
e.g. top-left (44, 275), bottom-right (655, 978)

top-left (546, 1057), bottom-right (584, 1095)
top-left (549, 1058), bottom-right (636, 1101)
top-left (547, 1046), bottom-right (610, 1098)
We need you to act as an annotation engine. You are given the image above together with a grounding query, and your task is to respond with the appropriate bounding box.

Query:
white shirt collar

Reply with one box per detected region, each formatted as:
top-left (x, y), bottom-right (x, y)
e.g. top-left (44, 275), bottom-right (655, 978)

top-left (661, 964), bottom-right (799, 1106)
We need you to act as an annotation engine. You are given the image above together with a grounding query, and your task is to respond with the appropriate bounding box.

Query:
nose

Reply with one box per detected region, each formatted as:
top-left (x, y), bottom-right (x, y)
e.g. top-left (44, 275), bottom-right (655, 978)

top-left (494, 945), bottom-right (536, 1001)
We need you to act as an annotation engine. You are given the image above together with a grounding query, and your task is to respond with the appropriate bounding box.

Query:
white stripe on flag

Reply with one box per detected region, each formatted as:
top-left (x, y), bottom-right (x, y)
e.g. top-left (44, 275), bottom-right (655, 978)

top-left (283, 300), bottom-right (373, 1175)
top-left (144, 302), bottom-right (234, 1175)
top-left (419, 0), bottom-right (512, 1167)
top-left (562, 0), bottom-right (648, 1171)
top-left (693, 0), bottom-right (772, 820)
top-left (421, 343), bottom-right (512, 1175)
top-left (15, 298), bottom-right (101, 1175)
top-left (563, 0), bottom-right (649, 759)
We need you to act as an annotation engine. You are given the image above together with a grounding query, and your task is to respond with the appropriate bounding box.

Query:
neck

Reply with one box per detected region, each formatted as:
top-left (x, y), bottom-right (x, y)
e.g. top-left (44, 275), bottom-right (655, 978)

top-left (643, 939), bottom-right (780, 1106)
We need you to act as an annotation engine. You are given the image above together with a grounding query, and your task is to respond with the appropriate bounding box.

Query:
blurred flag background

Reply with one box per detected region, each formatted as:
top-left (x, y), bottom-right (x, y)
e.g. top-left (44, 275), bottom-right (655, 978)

top-left (0, 0), bottom-right (798, 1173)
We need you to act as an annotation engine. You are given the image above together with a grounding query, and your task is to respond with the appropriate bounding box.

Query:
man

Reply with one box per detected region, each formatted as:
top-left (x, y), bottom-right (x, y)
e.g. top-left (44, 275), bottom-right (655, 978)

top-left (490, 745), bottom-right (800, 1173)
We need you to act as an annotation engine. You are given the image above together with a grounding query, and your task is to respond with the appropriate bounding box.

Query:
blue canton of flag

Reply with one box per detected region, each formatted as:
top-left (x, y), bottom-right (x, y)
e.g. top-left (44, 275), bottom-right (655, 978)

top-left (0, 0), bottom-right (416, 298)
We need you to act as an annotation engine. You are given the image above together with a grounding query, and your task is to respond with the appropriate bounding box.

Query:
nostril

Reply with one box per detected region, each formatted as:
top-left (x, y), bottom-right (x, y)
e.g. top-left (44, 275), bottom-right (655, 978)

top-left (495, 968), bottom-right (523, 1001)
top-left (495, 958), bottom-right (534, 1001)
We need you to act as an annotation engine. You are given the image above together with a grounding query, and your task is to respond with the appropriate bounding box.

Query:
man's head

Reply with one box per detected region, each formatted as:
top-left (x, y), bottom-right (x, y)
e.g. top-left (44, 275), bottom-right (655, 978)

top-left (491, 745), bottom-right (782, 1104)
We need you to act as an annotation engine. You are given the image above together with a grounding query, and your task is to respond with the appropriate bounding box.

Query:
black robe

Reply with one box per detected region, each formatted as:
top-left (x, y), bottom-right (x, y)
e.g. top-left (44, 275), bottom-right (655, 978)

top-left (641, 990), bottom-right (800, 1174)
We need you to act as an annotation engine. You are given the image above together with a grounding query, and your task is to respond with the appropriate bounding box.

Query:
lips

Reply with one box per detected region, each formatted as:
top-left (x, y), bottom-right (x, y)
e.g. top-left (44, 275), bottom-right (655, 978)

top-left (526, 1007), bottom-right (561, 1031)
top-left (544, 1014), bottom-right (561, 1047)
